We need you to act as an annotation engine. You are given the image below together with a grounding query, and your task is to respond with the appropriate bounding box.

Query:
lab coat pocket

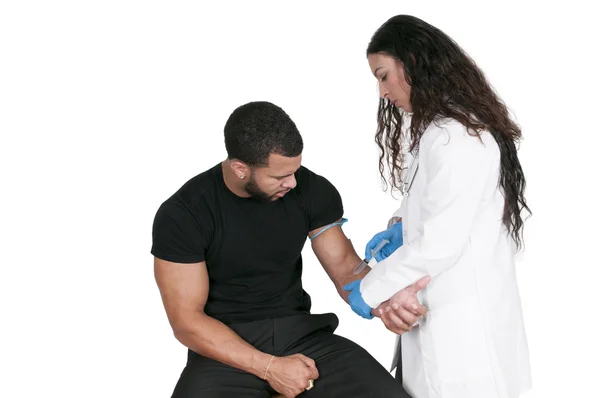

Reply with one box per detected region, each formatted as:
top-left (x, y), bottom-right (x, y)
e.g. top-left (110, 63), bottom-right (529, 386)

top-left (420, 296), bottom-right (495, 390)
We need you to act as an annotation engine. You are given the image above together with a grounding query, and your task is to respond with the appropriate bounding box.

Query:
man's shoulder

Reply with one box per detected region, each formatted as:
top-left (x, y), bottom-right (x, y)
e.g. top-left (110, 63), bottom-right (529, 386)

top-left (293, 165), bottom-right (341, 208)
top-left (155, 163), bottom-right (222, 222)
top-left (295, 165), bottom-right (338, 192)
top-left (292, 165), bottom-right (343, 229)
top-left (167, 163), bottom-right (221, 204)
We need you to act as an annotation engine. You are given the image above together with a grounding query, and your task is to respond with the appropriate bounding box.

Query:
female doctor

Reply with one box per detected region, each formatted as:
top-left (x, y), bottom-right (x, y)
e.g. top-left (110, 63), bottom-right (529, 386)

top-left (343, 15), bottom-right (533, 398)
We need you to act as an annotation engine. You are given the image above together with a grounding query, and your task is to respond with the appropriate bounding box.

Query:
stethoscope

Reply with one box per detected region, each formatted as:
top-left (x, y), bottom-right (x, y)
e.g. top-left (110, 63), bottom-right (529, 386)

top-left (400, 151), bottom-right (419, 197)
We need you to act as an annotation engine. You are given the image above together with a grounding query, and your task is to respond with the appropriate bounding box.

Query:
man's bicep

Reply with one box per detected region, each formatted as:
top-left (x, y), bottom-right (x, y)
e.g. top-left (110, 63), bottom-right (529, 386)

top-left (154, 257), bottom-right (209, 332)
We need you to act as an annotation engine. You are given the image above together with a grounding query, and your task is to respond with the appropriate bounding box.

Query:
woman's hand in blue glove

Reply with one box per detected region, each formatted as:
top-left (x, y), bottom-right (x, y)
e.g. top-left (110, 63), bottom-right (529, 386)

top-left (365, 222), bottom-right (403, 262)
top-left (342, 280), bottom-right (374, 319)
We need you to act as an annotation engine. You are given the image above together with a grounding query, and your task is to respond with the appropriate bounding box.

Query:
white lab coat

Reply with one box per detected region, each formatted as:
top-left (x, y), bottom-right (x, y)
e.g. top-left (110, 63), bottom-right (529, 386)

top-left (360, 118), bottom-right (532, 398)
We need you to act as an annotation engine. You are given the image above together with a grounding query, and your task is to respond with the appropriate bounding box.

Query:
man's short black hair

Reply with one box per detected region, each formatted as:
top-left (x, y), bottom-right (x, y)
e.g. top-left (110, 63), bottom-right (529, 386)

top-left (224, 101), bottom-right (303, 167)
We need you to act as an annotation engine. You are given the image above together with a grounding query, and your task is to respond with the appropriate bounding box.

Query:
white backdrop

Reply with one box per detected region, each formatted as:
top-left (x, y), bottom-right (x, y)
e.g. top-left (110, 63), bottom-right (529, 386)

top-left (1, 1), bottom-right (598, 397)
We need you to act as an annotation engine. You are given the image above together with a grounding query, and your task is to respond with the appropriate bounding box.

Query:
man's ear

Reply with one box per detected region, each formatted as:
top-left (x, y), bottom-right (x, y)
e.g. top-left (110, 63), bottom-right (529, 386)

top-left (230, 160), bottom-right (249, 180)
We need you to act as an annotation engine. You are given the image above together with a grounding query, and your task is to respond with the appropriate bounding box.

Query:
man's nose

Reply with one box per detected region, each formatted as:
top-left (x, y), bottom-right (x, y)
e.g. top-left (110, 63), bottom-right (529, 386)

top-left (282, 175), bottom-right (296, 190)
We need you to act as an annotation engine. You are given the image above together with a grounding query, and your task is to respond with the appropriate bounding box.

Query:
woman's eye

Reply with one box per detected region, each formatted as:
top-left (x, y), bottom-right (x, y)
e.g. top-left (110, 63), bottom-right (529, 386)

top-left (381, 74), bottom-right (387, 82)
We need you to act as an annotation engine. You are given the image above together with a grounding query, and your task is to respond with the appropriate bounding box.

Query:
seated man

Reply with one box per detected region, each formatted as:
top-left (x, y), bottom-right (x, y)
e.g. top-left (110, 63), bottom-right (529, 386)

top-left (151, 101), bottom-right (422, 397)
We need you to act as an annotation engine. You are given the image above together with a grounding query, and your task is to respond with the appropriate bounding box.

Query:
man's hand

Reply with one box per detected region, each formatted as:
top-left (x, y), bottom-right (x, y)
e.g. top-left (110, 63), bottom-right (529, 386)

top-left (266, 354), bottom-right (319, 397)
top-left (374, 275), bottom-right (430, 334)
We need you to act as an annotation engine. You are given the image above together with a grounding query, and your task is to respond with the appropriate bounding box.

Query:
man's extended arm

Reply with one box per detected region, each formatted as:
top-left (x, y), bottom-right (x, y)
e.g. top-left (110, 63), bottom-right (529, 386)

top-left (308, 220), bottom-right (367, 304)
top-left (309, 219), bottom-right (427, 326)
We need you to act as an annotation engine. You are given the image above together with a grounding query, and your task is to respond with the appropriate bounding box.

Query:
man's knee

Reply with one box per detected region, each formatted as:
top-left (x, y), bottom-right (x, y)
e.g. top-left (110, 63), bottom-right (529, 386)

top-left (360, 368), bottom-right (411, 398)
top-left (305, 335), bottom-right (409, 397)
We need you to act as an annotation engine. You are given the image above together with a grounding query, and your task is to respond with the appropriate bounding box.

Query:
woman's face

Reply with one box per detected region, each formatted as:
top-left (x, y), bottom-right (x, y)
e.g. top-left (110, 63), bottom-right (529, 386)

top-left (368, 53), bottom-right (412, 112)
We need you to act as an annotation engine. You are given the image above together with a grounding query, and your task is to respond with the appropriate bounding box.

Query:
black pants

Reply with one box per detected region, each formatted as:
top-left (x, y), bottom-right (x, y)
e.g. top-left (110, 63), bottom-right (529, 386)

top-left (394, 340), bottom-right (403, 384)
top-left (171, 312), bottom-right (411, 397)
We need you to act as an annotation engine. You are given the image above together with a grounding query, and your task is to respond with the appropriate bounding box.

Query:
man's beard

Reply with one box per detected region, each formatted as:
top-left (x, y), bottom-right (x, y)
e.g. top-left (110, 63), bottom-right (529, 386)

top-left (244, 173), bottom-right (277, 203)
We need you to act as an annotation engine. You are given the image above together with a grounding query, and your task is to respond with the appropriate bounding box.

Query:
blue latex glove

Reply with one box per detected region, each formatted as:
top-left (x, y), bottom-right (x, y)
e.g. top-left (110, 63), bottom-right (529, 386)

top-left (343, 280), bottom-right (374, 319)
top-left (365, 222), bottom-right (403, 262)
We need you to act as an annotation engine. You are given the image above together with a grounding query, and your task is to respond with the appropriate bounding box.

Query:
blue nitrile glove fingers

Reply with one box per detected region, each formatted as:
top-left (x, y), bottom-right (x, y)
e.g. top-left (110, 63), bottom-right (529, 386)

top-left (343, 280), bottom-right (374, 319)
top-left (365, 222), bottom-right (403, 262)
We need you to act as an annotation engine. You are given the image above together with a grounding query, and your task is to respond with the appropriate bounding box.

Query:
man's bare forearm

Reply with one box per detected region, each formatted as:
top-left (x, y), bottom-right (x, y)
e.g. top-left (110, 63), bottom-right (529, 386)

top-left (174, 312), bottom-right (272, 378)
top-left (329, 249), bottom-right (371, 304)
top-left (333, 259), bottom-right (383, 318)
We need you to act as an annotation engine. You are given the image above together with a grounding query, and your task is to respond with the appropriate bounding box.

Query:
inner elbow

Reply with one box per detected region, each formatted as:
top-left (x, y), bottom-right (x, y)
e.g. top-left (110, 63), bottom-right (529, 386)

top-left (171, 314), bottom-right (203, 342)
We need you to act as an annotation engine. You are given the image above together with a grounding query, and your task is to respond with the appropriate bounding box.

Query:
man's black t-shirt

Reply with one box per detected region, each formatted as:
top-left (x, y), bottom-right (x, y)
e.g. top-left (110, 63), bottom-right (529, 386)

top-left (151, 163), bottom-right (343, 324)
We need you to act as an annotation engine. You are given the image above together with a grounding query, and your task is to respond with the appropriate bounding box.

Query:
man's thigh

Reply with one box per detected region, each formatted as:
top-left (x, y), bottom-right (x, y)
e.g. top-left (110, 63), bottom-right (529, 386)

top-left (284, 331), bottom-right (411, 398)
top-left (171, 354), bottom-right (271, 398)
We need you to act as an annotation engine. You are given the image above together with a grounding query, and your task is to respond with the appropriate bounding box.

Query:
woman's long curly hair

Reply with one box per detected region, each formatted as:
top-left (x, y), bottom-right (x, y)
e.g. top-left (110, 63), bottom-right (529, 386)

top-left (367, 15), bottom-right (531, 249)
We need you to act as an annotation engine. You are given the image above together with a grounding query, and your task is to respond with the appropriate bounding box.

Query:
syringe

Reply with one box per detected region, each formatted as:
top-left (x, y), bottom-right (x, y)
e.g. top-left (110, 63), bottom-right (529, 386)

top-left (353, 238), bottom-right (389, 274)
